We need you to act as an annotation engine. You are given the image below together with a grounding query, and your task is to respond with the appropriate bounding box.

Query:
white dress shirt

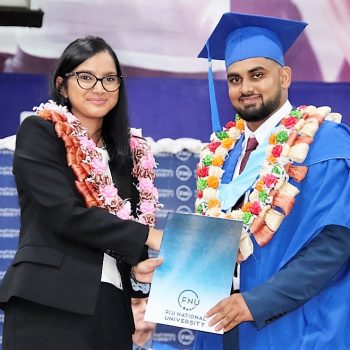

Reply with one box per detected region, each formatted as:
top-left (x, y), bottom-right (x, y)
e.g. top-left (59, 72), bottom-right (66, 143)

top-left (98, 147), bottom-right (123, 290)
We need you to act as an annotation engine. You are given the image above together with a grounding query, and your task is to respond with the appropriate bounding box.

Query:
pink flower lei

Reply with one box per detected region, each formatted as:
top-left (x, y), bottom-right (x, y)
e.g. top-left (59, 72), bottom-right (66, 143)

top-left (34, 100), bottom-right (160, 227)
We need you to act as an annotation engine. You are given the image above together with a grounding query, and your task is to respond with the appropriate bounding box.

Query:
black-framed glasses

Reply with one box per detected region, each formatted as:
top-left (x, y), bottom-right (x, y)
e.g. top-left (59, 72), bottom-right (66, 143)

top-left (65, 71), bottom-right (123, 92)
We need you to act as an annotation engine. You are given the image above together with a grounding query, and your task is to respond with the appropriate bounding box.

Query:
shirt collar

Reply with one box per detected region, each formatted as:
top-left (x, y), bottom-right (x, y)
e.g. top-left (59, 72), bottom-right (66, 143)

top-left (244, 100), bottom-right (293, 145)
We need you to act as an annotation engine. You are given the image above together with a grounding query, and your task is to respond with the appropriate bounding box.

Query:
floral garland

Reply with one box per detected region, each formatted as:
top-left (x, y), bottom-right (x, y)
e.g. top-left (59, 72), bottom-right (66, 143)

top-left (34, 100), bottom-right (160, 227)
top-left (195, 105), bottom-right (331, 253)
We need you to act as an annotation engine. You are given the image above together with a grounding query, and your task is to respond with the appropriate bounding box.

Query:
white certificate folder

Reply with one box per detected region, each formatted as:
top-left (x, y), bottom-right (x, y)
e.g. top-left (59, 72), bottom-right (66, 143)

top-left (144, 212), bottom-right (242, 334)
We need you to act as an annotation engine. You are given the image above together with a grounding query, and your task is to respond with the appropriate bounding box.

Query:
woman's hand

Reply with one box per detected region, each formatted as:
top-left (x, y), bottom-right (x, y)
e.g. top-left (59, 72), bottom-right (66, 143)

top-left (145, 228), bottom-right (163, 251)
top-left (132, 257), bottom-right (163, 284)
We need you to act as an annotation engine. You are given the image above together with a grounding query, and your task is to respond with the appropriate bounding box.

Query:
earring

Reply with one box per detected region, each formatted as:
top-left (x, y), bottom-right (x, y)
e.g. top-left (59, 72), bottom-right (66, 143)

top-left (59, 89), bottom-right (67, 98)
top-left (60, 93), bottom-right (68, 105)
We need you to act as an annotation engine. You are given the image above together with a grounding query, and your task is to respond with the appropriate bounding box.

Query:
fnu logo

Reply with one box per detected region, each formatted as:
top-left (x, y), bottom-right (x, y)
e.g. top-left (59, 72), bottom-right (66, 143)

top-left (175, 165), bottom-right (192, 181)
top-left (175, 150), bottom-right (192, 161)
top-left (175, 185), bottom-right (193, 201)
top-left (176, 205), bottom-right (192, 214)
top-left (178, 329), bottom-right (196, 346)
top-left (178, 290), bottom-right (200, 311)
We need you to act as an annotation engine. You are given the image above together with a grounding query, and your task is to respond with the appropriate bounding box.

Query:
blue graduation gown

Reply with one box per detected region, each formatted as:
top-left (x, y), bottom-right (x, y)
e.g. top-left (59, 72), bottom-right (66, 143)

top-left (237, 121), bottom-right (350, 349)
top-left (216, 121), bottom-right (350, 350)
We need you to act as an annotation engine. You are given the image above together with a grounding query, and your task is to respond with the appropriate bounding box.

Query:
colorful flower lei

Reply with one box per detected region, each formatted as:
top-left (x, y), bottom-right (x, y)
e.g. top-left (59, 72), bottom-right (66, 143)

top-left (34, 100), bottom-right (160, 227)
top-left (195, 105), bottom-right (333, 254)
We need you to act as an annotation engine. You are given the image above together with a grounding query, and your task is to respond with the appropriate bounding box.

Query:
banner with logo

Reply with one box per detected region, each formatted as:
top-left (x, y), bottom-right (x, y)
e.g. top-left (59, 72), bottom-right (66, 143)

top-left (154, 150), bottom-right (198, 230)
top-left (0, 149), bottom-right (20, 348)
top-left (153, 325), bottom-right (198, 350)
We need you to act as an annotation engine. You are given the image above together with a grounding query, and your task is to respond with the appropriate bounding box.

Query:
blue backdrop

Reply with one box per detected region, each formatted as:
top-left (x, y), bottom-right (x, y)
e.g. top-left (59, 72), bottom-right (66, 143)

top-left (1, 73), bottom-right (349, 140)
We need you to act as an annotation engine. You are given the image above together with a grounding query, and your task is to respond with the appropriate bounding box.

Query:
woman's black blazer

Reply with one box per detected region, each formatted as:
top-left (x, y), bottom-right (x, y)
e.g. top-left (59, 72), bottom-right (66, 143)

top-left (0, 116), bottom-right (149, 327)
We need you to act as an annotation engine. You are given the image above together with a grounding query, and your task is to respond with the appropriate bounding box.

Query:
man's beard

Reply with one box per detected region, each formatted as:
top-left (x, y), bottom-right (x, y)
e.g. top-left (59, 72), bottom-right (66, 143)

top-left (234, 90), bottom-right (282, 123)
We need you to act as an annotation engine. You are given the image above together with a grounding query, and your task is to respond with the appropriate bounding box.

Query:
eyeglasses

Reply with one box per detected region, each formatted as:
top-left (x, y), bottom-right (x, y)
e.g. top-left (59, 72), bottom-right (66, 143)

top-left (65, 71), bottom-right (123, 92)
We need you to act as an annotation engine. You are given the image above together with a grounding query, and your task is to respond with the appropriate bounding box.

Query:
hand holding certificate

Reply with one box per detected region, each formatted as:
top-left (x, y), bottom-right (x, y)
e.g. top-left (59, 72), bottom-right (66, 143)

top-left (144, 212), bottom-right (243, 333)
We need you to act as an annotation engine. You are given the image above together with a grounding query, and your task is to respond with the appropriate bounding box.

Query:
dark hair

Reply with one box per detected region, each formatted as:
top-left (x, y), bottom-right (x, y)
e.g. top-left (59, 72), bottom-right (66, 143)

top-left (50, 36), bottom-right (130, 169)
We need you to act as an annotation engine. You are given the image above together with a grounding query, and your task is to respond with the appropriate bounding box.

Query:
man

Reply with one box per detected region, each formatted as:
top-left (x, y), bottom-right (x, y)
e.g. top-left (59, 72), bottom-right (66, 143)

top-left (132, 297), bottom-right (177, 350)
top-left (132, 297), bottom-right (156, 350)
top-left (195, 13), bottom-right (350, 349)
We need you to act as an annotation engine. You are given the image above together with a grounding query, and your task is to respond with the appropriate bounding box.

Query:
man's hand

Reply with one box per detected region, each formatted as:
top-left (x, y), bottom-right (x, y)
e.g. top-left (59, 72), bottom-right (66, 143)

top-left (132, 257), bottom-right (163, 283)
top-left (206, 293), bottom-right (254, 332)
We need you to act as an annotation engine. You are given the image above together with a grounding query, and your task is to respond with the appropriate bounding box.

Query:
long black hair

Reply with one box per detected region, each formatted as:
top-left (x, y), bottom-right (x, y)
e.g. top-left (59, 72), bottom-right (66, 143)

top-left (50, 36), bottom-right (130, 169)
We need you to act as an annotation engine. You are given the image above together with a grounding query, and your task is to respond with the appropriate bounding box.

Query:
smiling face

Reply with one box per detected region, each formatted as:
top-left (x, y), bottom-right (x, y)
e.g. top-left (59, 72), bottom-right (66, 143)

top-left (57, 50), bottom-right (120, 131)
top-left (227, 57), bottom-right (291, 130)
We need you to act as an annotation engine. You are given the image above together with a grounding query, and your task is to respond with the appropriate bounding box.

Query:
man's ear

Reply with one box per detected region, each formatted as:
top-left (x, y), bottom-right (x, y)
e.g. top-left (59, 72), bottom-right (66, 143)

top-left (280, 66), bottom-right (291, 89)
top-left (56, 76), bottom-right (67, 97)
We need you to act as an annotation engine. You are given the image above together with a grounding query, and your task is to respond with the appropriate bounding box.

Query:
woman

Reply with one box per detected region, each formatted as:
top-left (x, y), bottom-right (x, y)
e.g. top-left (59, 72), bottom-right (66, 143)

top-left (0, 36), bottom-right (162, 350)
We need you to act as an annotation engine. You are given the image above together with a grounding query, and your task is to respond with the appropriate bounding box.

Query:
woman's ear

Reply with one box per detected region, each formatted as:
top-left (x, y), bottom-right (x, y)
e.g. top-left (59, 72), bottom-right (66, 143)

top-left (56, 76), bottom-right (67, 98)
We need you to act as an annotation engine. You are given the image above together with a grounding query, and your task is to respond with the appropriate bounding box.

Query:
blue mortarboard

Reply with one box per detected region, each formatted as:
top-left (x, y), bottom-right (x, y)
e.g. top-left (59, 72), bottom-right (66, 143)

top-left (198, 13), bottom-right (307, 132)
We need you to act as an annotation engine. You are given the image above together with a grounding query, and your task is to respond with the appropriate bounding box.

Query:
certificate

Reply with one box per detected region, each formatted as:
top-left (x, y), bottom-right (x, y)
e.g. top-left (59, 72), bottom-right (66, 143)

top-left (144, 212), bottom-right (242, 334)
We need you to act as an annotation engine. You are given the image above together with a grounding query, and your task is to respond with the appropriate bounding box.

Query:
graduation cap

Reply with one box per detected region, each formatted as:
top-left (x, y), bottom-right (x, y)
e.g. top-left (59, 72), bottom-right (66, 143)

top-left (198, 13), bottom-right (307, 131)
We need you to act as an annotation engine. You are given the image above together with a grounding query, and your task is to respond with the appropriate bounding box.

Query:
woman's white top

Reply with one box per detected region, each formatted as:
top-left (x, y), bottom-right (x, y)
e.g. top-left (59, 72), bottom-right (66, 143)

top-left (97, 147), bottom-right (123, 290)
